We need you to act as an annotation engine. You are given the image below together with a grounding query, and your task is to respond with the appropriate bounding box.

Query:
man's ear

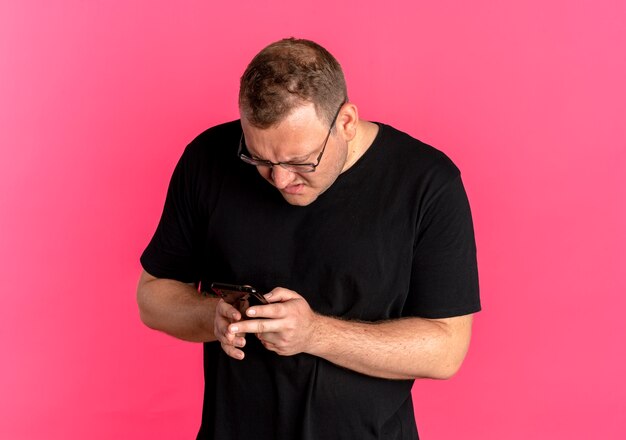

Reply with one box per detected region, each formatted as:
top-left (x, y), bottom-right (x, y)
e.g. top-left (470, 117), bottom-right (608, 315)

top-left (336, 102), bottom-right (359, 142)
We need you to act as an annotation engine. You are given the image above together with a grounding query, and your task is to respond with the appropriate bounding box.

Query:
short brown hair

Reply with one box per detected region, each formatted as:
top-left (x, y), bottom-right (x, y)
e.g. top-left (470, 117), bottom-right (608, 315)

top-left (239, 38), bottom-right (347, 128)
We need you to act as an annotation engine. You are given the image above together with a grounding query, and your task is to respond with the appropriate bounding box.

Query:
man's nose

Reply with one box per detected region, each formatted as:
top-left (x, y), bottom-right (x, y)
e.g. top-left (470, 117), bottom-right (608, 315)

top-left (271, 166), bottom-right (295, 189)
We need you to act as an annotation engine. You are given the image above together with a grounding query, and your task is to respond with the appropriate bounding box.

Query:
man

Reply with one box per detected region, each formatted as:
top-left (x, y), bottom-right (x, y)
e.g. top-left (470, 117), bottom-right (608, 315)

top-left (137, 38), bottom-right (480, 439)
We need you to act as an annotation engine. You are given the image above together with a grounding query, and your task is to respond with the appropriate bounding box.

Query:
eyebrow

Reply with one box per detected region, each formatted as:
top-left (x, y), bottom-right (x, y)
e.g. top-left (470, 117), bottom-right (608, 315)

top-left (246, 140), bottom-right (313, 163)
top-left (284, 153), bottom-right (313, 163)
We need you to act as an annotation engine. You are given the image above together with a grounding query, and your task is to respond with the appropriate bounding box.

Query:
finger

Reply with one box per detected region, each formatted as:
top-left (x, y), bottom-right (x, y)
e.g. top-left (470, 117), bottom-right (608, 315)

top-left (217, 326), bottom-right (236, 345)
top-left (264, 287), bottom-right (299, 303)
top-left (245, 302), bottom-right (283, 319)
top-left (218, 318), bottom-right (245, 345)
top-left (256, 333), bottom-right (276, 350)
top-left (229, 319), bottom-right (280, 335)
top-left (221, 342), bottom-right (245, 360)
top-left (256, 331), bottom-right (279, 345)
top-left (218, 299), bottom-right (242, 321)
top-left (220, 332), bottom-right (246, 348)
top-left (229, 334), bottom-right (246, 348)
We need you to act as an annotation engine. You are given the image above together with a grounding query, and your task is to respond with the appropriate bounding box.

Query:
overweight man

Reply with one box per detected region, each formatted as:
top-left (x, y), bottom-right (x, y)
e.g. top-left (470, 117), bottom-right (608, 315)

top-left (137, 37), bottom-right (480, 440)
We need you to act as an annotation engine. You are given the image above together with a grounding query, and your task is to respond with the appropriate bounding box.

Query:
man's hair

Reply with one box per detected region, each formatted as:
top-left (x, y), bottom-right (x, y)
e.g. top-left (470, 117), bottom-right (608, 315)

top-left (239, 38), bottom-right (348, 128)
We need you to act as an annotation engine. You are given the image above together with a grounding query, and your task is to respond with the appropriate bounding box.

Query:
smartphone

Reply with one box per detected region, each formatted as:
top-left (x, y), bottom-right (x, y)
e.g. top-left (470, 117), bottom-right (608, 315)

top-left (210, 282), bottom-right (268, 316)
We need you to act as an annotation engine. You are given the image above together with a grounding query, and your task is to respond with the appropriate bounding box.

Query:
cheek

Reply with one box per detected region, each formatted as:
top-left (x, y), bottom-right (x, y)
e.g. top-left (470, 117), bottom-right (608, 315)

top-left (318, 149), bottom-right (346, 181)
top-left (301, 172), bottom-right (332, 191)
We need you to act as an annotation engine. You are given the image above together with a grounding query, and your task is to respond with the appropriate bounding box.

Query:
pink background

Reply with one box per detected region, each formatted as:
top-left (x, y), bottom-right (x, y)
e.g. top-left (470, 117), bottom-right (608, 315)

top-left (1, 1), bottom-right (625, 438)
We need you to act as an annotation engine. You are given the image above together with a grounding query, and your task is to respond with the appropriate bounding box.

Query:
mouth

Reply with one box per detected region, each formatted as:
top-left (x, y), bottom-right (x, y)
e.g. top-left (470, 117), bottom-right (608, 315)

top-left (282, 183), bottom-right (304, 195)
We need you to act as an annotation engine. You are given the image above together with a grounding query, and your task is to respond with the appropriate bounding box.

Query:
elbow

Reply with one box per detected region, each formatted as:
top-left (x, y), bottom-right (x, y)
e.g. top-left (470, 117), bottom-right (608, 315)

top-left (408, 352), bottom-right (467, 380)
top-left (136, 271), bottom-right (157, 329)
top-left (430, 360), bottom-right (464, 380)
top-left (425, 314), bottom-right (473, 380)
top-left (422, 340), bottom-right (471, 380)
top-left (138, 308), bottom-right (158, 331)
top-left (136, 287), bottom-right (159, 330)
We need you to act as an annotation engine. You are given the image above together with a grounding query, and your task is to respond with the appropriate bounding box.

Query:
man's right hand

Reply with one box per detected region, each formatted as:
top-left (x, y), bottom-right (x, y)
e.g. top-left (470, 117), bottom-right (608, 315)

top-left (137, 270), bottom-right (220, 342)
top-left (214, 299), bottom-right (247, 359)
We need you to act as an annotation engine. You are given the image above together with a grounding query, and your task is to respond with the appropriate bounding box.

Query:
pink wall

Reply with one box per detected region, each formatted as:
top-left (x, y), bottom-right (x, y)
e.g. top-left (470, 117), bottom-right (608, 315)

top-left (1, 1), bottom-right (624, 438)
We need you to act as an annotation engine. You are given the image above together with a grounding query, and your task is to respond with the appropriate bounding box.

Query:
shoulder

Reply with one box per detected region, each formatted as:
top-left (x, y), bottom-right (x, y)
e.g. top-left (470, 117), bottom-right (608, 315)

top-left (183, 120), bottom-right (242, 160)
top-left (172, 120), bottom-right (242, 176)
top-left (165, 120), bottom-right (243, 198)
top-left (373, 123), bottom-right (460, 187)
top-left (190, 119), bottom-right (242, 143)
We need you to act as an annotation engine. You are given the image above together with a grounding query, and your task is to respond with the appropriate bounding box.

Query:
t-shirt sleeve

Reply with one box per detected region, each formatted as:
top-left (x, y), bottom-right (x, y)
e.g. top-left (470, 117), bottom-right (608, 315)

top-left (140, 143), bottom-right (206, 283)
top-left (404, 170), bottom-right (481, 319)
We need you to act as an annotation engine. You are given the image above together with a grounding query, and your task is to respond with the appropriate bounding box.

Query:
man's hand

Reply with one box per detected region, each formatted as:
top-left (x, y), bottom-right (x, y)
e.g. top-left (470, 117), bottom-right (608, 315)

top-left (217, 285), bottom-right (473, 381)
top-left (223, 287), bottom-right (320, 358)
top-left (214, 299), bottom-right (248, 359)
top-left (137, 270), bottom-right (220, 343)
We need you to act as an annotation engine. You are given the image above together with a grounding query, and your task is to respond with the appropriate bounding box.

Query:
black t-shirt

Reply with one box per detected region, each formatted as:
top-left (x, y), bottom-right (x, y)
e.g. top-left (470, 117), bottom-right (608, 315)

top-left (141, 121), bottom-right (480, 439)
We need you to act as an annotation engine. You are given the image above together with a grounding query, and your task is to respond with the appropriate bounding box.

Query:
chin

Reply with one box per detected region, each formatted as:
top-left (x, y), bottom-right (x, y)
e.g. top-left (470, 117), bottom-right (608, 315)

top-left (280, 191), bottom-right (319, 206)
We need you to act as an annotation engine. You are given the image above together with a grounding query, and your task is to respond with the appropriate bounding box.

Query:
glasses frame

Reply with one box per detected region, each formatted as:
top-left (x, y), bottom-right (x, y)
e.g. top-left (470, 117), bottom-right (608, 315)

top-left (238, 101), bottom-right (345, 173)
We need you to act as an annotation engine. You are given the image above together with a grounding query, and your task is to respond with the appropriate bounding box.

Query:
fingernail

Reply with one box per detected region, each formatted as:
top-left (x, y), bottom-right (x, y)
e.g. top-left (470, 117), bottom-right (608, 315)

top-left (230, 325), bottom-right (238, 333)
top-left (247, 308), bottom-right (256, 316)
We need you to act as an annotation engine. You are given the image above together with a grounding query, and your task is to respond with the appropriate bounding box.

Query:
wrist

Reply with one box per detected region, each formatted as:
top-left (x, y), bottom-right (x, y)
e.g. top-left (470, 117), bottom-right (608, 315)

top-left (306, 313), bottom-right (337, 358)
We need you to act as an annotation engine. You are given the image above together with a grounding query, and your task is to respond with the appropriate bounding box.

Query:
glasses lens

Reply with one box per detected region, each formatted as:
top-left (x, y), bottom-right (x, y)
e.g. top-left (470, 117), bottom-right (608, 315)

top-left (239, 148), bottom-right (274, 168)
top-left (281, 164), bottom-right (315, 173)
top-left (239, 134), bottom-right (317, 172)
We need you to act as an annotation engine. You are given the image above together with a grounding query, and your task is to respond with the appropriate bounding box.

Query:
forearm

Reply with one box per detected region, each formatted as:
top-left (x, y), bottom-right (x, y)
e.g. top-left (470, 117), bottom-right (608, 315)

top-left (307, 315), bottom-right (472, 380)
top-left (136, 272), bottom-right (219, 343)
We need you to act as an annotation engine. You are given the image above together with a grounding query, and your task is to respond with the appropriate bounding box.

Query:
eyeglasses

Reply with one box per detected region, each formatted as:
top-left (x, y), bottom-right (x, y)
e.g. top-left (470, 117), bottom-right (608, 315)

top-left (238, 101), bottom-right (345, 173)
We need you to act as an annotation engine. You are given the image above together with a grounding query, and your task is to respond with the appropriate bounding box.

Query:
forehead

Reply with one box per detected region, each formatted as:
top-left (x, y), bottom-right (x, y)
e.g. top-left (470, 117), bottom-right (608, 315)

top-left (240, 103), bottom-right (328, 159)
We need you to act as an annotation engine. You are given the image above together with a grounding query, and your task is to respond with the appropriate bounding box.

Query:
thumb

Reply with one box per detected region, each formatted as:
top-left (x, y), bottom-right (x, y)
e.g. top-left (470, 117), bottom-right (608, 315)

top-left (265, 287), bottom-right (299, 303)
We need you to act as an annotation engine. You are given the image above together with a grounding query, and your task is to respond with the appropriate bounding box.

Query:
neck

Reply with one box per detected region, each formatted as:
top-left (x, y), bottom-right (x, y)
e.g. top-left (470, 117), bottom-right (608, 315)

top-left (342, 120), bottom-right (379, 172)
